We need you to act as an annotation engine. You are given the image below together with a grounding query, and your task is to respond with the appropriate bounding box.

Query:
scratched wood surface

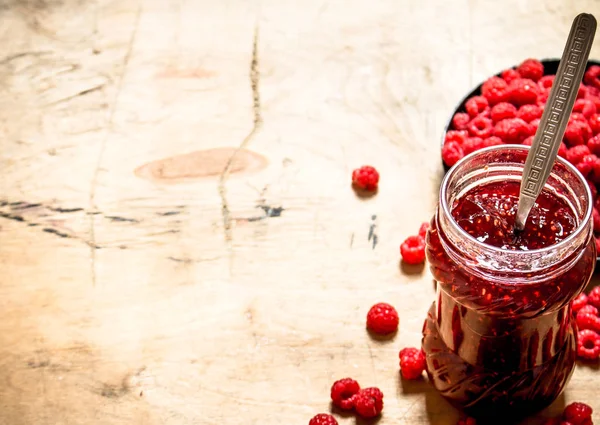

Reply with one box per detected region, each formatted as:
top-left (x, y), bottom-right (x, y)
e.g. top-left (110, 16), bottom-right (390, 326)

top-left (2, 1), bottom-right (600, 424)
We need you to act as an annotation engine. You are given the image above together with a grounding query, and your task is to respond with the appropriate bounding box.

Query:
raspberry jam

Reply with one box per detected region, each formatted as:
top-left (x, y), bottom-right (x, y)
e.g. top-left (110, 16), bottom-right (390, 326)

top-left (422, 146), bottom-right (596, 420)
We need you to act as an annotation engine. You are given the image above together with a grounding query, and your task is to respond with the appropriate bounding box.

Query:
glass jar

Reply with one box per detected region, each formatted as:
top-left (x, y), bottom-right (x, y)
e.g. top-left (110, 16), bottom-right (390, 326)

top-left (422, 145), bottom-right (596, 420)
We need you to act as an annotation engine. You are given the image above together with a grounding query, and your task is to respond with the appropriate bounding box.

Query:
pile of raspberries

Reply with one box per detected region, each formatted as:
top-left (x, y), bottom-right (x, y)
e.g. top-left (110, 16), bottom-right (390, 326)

top-left (442, 58), bottom-right (600, 250)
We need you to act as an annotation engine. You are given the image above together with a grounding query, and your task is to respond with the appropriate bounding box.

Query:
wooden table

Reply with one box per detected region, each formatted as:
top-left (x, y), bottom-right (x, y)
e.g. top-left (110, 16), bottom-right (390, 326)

top-left (2, 1), bottom-right (600, 424)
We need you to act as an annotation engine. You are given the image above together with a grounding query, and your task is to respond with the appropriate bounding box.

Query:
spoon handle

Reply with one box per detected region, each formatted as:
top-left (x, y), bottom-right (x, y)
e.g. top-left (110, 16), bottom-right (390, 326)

top-left (515, 13), bottom-right (597, 231)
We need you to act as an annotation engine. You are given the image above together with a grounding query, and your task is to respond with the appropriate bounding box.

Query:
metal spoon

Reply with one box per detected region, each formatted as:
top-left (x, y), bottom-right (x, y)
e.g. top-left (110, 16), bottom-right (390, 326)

top-left (514, 13), bottom-right (597, 232)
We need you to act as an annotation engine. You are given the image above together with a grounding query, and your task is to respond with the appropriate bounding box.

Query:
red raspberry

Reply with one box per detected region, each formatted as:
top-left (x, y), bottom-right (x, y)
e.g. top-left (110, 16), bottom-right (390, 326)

top-left (481, 76), bottom-right (509, 105)
top-left (418, 222), bottom-right (430, 238)
top-left (452, 112), bottom-right (471, 131)
top-left (482, 136), bottom-right (503, 147)
top-left (366, 303), bottom-right (399, 335)
top-left (467, 116), bottom-right (493, 138)
top-left (457, 418), bottom-right (477, 425)
top-left (501, 68), bottom-right (520, 83)
top-left (400, 235), bottom-right (426, 265)
top-left (558, 142), bottom-right (568, 159)
top-left (442, 142), bottom-right (465, 167)
top-left (573, 98), bottom-right (597, 118)
top-left (537, 90), bottom-right (550, 106)
top-left (530, 118), bottom-right (541, 133)
top-left (330, 378), bottom-right (360, 410)
top-left (445, 130), bottom-right (469, 145)
top-left (577, 329), bottom-right (600, 360)
top-left (538, 75), bottom-right (555, 90)
top-left (509, 78), bottom-right (540, 105)
top-left (584, 65), bottom-right (600, 89)
top-left (309, 414), bottom-right (338, 425)
top-left (579, 304), bottom-right (599, 316)
top-left (587, 180), bottom-right (598, 199)
top-left (588, 86), bottom-right (600, 98)
top-left (589, 114), bottom-right (600, 135)
top-left (490, 102), bottom-right (518, 123)
top-left (566, 145), bottom-right (591, 165)
top-left (588, 286), bottom-right (600, 308)
top-left (517, 58), bottom-right (544, 82)
top-left (565, 120), bottom-right (593, 146)
top-left (589, 95), bottom-right (600, 112)
top-left (352, 166), bottom-right (379, 191)
top-left (571, 113), bottom-right (589, 124)
top-left (578, 84), bottom-right (588, 100)
top-left (576, 308), bottom-right (600, 332)
top-left (597, 237), bottom-right (600, 255)
top-left (576, 154), bottom-right (599, 178)
top-left (465, 96), bottom-right (489, 118)
top-left (564, 402), bottom-right (593, 425)
top-left (587, 134), bottom-right (600, 155)
top-left (493, 118), bottom-right (530, 144)
top-left (517, 104), bottom-right (543, 123)
top-left (522, 136), bottom-right (534, 146)
top-left (594, 208), bottom-right (600, 232)
top-left (462, 137), bottom-right (485, 155)
top-left (399, 347), bottom-right (426, 380)
top-left (572, 293), bottom-right (589, 314)
top-left (353, 387), bottom-right (384, 419)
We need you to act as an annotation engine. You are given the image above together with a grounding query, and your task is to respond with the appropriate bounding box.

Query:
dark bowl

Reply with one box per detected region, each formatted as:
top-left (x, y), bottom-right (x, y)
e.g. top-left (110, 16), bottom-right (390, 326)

top-left (440, 58), bottom-right (600, 262)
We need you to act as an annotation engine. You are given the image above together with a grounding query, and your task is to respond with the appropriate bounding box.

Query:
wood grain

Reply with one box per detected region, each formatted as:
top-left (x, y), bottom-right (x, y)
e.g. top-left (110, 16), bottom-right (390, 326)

top-left (1, 1), bottom-right (600, 424)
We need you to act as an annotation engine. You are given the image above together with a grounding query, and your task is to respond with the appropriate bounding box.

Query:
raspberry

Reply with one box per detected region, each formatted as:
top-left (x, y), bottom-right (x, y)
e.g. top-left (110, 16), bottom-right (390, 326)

top-left (589, 95), bottom-right (600, 112)
top-left (399, 347), bottom-right (426, 380)
top-left (572, 293), bottom-right (589, 314)
top-left (584, 65), bottom-right (600, 89)
top-left (577, 329), bottom-right (600, 360)
top-left (353, 387), bottom-right (384, 419)
top-left (400, 235), bottom-right (426, 265)
top-left (588, 286), bottom-right (600, 308)
top-left (481, 76), bottom-right (509, 105)
top-left (517, 58), bottom-right (544, 81)
top-left (482, 136), bottom-right (503, 147)
top-left (465, 96), bottom-right (489, 118)
top-left (588, 86), bottom-right (600, 98)
top-left (538, 75), bottom-right (555, 90)
top-left (457, 418), bottom-right (477, 425)
top-left (445, 130), bottom-right (469, 145)
top-left (566, 145), bottom-right (591, 165)
top-left (418, 222), bottom-right (430, 238)
top-left (589, 114), bottom-right (600, 135)
top-left (309, 414), bottom-right (338, 425)
top-left (537, 90), bottom-right (550, 106)
top-left (558, 142), bottom-right (568, 159)
top-left (576, 154), bottom-right (598, 178)
top-left (509, 78), bottom-right (540, 105)
top-left (462, 137), bottom-right (484, 155)
top-left (530, 118), bottom-right (541, 132)
top-left (467, 116), bottom-right (493, 138)
top-left (366, 303), bottom-right (399, 335)
top-left (576, 308), bottom-right (600, 332)
top-left (522, 136), bottom-right (534, 146)
top-left (587, 134), bottom-right (600, 156)
top-left (564, 402), bottom-right (593, 425)
top-left (501, 68), bottom-right (520, 83)
top-left (587, 180), bottom-right (598, 199)
top-left (517, 104), bottom-right (543, 123)
top-left (573, 98), bottom-right (597, 118)
top-left (565, 120), bottom-right (593, 146)
top-left (571, 113), bottom-right (589, 124)
top-left (452, 112), bottom-right (470, 131)
top-left (352, 166), bottom-right (379, 191)
top-left (330, 378), bottom-right (360, 410)
top-left (493, 118), bottom-right (530, 144)
top-left (596, 237), bottom-right (600, 254)
top-left (578, 84), bottom-right (588, 100)
top-left (579, 304), bottom-right (599, 317)
top-left (490, 102), bottom-right (518, 123)
top-left (594, 208), bottom-right (600, 232)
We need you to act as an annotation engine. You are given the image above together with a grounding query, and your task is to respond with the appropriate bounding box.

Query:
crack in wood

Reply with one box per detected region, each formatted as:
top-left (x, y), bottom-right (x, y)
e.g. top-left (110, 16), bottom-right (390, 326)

top-left (218, 24), bottom-right (262, 244)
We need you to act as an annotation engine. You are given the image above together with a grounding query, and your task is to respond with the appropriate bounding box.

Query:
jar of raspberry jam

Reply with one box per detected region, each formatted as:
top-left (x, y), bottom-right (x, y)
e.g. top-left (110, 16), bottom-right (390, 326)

top-left (422, 145), bottom-right (596, 420)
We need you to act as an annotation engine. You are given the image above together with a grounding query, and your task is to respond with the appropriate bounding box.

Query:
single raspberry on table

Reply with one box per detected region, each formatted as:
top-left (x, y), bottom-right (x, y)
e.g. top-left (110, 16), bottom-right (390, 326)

top-left (418, 222), bottom-right (430, 238)
top-left (564, 402), bottom-right (593, 425)
top-left (442, 141), bottom-right (465, 167)
top-left (566, 145), bottom-right (591, 165)
top-left (467, 116), bottom-right (494, 138)
top-left (538, 75), bottom-right (555, 90)
top-left (588, 287), bottom-right (600, 308)
top-left (572, 293), bottom-right (589, 314)
top-left (462, 137), bottom-right (484, 155)
top-left (445, 130), bottom-right (469, 145)
top-left (352, 166), bottom-right (379, 191)
top-left (353, 387), bottom-right (384, 419)
top-left (482, 136), bottom-right (503, 147)
top-left (493, 118), bottom-right (530, 144)
top-left (517, 58), bottom-right (544, 81)
top-left (309, 414), bottom-right (339, 425)
top-left (481, 76), bottom-right (509, 105)
top-left (589, 114), bottom-right (600, 135)
top-left (565, 120), bottom-right (593, 146)
top-left (501, 68), bottom-right (520, 83)
top-left (399, 347), bottom-right (426, 380)
top-left (574, 98), bottom-right (597, 118)
top-left (452, 112), bottom-right (471, 131)
top-left (584, 65), bottom-right (600, 89)
top-left (509, 78), bottom-right (540, 105)
top-left (330, 378), bottom-right (360, 410)
top-left (400, 235), bottom-right (426, 265)
top-left (490, 102), bottom-right (517, 123)
top-left (577, 329), bottom-right (600, 360)
top-left (517, 104), bottom-right (543, 123)
top-left (465, 96), bottom-right (490, 118)
top-left (366, 303), bottom-right (399, 335)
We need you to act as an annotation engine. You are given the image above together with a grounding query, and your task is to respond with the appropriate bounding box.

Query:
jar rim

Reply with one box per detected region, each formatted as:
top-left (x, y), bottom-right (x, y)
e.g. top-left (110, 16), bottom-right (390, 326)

top-left (440, 144), bottom-right (593, 257)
